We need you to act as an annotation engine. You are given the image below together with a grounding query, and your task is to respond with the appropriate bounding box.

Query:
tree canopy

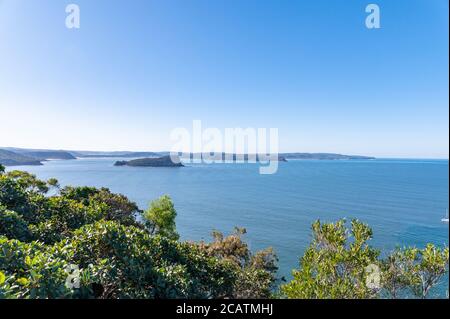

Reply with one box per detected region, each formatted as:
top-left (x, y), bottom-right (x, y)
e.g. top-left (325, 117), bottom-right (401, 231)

top-left (281, 219), bottom-right (449, 299)
top-left (0, 170), bottom-right (276, 298)
top-left (0, 169), bottom-right (448, 299)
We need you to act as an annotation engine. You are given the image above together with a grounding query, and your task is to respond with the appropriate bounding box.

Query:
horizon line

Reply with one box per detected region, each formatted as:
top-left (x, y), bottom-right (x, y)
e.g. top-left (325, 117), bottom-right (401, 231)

top-left (1, 146), bottom-right (449, 161)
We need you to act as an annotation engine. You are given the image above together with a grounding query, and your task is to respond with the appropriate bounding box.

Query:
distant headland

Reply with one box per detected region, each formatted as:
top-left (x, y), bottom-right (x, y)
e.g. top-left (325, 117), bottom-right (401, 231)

top-left (0, 148), bottom-right (75, 166)
top-left (182, 153), bottom-right (288, 162)
top-left (280, 153), bottom-right (375, 160)
top-left (0, 147), bottom-right (375, 167)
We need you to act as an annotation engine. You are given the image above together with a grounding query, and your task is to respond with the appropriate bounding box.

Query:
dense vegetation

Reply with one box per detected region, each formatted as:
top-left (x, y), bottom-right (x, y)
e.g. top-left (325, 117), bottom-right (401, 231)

top-left (0, 165), bottom-right (448, 299)
top-left (282, 220), bottom-right (448, 299)
top-left (0, 166), bottom-right (277, 298)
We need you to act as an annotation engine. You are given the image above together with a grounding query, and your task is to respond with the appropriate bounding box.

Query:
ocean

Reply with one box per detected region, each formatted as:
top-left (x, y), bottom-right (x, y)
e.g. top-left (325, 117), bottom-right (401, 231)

top-left (7, 158), bottom-right (449, 297)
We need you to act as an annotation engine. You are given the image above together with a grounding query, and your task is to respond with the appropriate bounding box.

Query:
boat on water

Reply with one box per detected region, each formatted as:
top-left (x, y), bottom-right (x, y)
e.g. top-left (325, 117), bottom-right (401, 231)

top-left (442, 210), bottom-right (449, 223)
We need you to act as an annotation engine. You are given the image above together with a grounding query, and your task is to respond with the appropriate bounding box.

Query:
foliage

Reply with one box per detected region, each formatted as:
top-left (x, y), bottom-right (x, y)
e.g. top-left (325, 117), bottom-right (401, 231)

top-left (0, 221), bottom-right (238, 299)
top-left (0, 171), bottom-right (275, 299)
top-left (0, 206), bottom-right (31, 241)
top-left (381, 245), bottom-right (449, 299)
top-left (197, 227), bottom-right (279, 298)
top-left (47, 178), bottom-right (60, 189)
top-left (0, 171), bottom-right (141, 244)
top-left (4, 170), bottom-right (50, 193)
top-left (281, 220), bottom-right (379, 299)
top-left (282, 219), bottom-right (449, 299)
top-left (143, 195), bottom-right (179, 240)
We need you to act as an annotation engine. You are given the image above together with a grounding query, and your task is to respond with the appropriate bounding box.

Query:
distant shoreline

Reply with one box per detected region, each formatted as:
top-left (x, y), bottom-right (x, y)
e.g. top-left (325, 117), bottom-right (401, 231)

top-left (2, 146), bottom-right (449, 167)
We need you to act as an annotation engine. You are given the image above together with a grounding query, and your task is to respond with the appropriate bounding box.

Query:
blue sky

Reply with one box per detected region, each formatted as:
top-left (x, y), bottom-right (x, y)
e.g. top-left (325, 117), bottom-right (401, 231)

top-left (0, 0), bottom-right (448, 158)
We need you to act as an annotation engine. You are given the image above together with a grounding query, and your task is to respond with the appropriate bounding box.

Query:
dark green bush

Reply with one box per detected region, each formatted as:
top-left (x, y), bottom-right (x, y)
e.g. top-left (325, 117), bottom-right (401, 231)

top-left (0, 171), bottom-right (275, 299)
top-left (0, 206), bottom-right (31, 241)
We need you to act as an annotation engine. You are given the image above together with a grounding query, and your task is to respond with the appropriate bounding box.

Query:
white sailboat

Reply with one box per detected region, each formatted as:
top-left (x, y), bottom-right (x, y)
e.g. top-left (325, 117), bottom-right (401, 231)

top-left (442, 210), bottom-right (449, 223)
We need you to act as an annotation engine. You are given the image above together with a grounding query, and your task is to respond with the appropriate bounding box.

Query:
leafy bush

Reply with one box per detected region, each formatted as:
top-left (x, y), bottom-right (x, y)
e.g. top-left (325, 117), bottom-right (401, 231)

top-left (381, 244), bottom-right (449, 299)
top-left (0, 206), bottom-right (31, 241)
top-left (282, 220), bottom-right (449, 299)
top-left (196, 227), bottom-right (279, 298)
top-left (0, 171), bottom-right (276, 299)
top-left (143, 195), bottom-right (179, 240)
top-left (0, 172), bottom-right (141, 244)
top-left (0, 221), bottom-right (239, 299)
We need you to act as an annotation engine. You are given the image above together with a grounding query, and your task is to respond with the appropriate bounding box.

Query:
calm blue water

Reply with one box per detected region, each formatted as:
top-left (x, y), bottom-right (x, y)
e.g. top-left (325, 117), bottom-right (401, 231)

top-left (8, 158), bottom-right (449, 297)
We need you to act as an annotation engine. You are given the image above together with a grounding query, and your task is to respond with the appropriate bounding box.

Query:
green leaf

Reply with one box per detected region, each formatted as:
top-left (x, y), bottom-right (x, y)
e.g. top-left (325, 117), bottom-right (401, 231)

top-left (16, 277), bottom-right (29, 286)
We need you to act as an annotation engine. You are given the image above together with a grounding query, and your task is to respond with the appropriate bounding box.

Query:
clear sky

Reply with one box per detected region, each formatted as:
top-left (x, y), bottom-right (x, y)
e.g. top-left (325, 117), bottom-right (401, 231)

top-left (0, 0), bottom-right (448, 158)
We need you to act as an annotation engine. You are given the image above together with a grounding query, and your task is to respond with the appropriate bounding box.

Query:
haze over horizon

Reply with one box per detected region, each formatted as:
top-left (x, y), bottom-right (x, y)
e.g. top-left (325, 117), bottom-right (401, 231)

top-left (1, 145), bottom-right (448, 160)
top-left (1, 0), bottom-right (448, 159)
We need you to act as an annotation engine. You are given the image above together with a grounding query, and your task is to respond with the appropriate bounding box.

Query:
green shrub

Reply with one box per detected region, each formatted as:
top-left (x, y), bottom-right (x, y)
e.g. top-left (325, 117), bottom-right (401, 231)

top-left (143, 195), bottom-right (179, 240)
top-left (0, 207), bottom-right (31, 241)
top-left (282, 220), bottom-right (449, 299)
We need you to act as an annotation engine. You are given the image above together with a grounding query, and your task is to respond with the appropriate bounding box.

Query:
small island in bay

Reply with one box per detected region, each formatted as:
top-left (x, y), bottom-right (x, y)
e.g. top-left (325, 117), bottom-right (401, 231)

top-left (114, 155), bottom-right (184, 167)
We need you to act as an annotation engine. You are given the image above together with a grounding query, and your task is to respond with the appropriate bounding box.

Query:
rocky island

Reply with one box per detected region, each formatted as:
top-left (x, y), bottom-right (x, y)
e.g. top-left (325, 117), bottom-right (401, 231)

top-left (114, 155), bottom-right (184, 167)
